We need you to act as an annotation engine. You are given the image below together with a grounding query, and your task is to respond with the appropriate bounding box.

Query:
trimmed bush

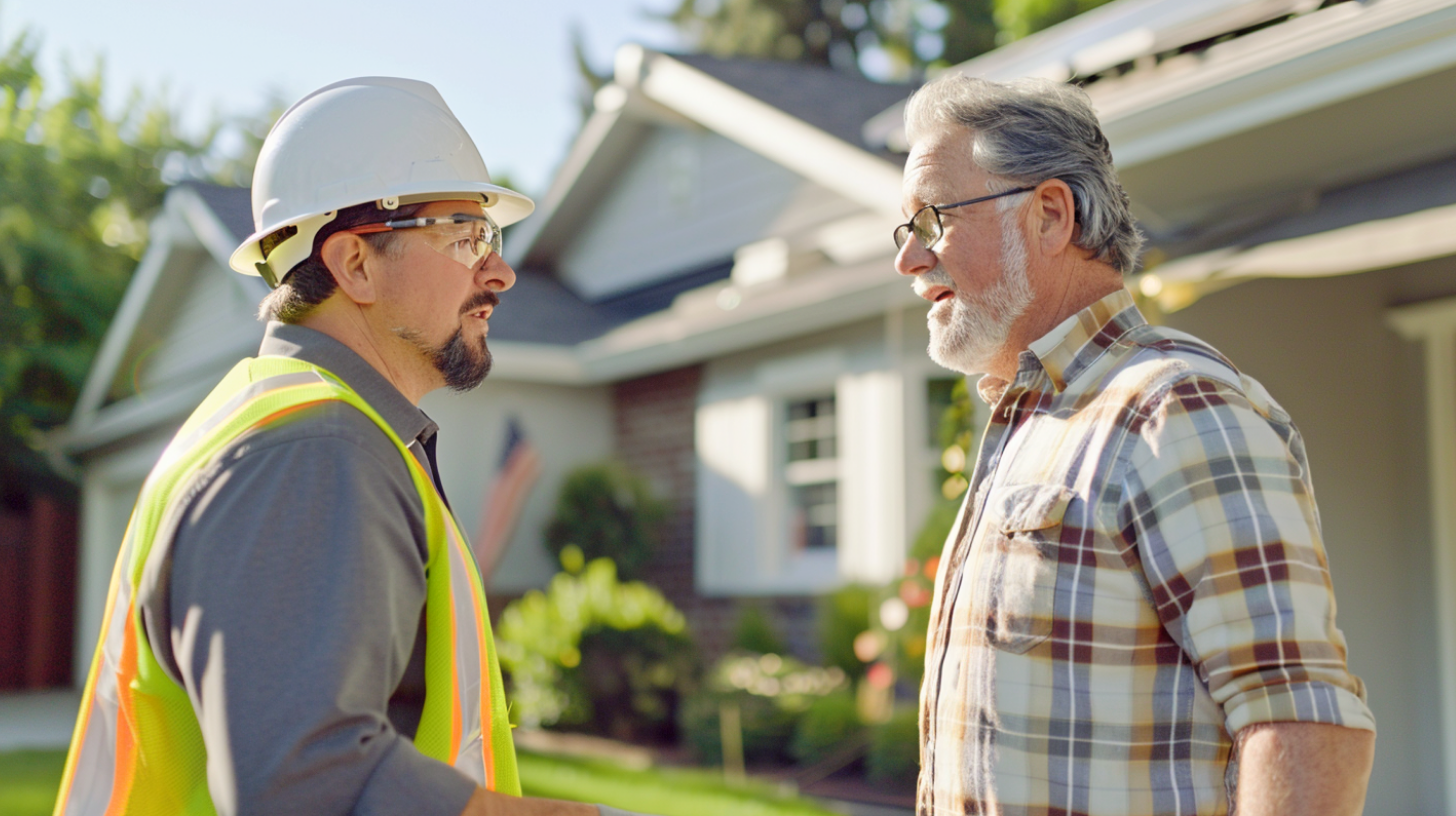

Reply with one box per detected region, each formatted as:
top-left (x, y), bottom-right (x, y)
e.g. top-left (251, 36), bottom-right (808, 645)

top-left (866, 708), bottom-right (920, 789)
top-left (497, 557), bottom-right (696, 738)
top-left (790, 689), bottom-right (864, 766)
top-left (543, 462), bottom-right (667, 580)
top-left (680, 652), bottom-right (848, 766)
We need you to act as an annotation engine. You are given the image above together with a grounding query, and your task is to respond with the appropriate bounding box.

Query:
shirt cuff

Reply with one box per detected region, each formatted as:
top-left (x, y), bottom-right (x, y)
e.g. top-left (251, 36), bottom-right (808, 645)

top-left (354, 738), bottom-right (478, 816)
top-left (1223, 680), bottom-right (1377, 737)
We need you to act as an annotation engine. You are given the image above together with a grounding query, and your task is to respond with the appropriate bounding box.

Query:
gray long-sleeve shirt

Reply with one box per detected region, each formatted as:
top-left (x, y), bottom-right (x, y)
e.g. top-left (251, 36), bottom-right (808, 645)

top-left (138, 322), bottom-right (477, 816)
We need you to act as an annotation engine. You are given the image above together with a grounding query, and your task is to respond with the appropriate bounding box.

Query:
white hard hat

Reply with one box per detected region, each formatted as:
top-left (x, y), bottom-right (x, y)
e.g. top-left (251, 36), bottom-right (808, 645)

top-left (229, 76), bottom-right (534, 286)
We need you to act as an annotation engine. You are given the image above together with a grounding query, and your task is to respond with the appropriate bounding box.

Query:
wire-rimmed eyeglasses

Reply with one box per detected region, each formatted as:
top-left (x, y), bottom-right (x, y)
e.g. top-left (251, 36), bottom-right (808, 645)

top-left (893, 186), bottom-right (1036, 251)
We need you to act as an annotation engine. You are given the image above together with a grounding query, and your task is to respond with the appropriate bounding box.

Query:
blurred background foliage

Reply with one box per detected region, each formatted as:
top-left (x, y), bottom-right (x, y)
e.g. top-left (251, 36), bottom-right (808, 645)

top-left (543, 461), bottom-right (670, 580)
top-left (0, 28), bottom-right (274, 491)
top-left (496, 551), bottom-right (695, 738)
top-left (572, 0), bottom-right (1116, 115)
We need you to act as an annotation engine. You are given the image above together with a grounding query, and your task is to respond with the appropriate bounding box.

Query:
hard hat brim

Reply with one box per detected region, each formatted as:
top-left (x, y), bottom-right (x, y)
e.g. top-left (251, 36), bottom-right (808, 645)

top-left (229, 181), bottom-right (534, 276)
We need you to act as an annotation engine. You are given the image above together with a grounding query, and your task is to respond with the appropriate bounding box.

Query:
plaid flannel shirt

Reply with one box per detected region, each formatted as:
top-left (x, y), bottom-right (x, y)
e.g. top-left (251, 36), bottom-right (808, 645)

top-left (918, 288), bottom-right (1374, 816)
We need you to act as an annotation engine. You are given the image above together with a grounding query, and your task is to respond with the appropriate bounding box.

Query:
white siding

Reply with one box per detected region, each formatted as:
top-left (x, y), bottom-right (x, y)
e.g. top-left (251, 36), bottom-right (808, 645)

top-left (422, 380), bottom-right (614, 593)
top-left (136, 261), bottom-right (264, 396)
top-left (557, 127), bottom-right (803, 301)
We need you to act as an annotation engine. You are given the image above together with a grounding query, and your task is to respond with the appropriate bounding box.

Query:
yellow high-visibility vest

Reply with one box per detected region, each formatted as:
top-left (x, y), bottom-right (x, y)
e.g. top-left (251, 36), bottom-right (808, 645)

top-left (54, 356), bottom-right (519, 815)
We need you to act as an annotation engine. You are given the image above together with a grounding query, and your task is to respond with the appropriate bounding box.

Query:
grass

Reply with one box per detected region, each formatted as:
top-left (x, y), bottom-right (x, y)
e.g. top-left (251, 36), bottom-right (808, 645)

top-left (0, 749), bottom-right (65, 816)
top-left (0, 748), bottom-right (836, 816)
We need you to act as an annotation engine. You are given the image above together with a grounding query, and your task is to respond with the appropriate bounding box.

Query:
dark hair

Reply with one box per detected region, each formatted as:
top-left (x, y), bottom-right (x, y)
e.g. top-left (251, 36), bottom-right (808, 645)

top-left (257, 201), bottom-right (427, 324)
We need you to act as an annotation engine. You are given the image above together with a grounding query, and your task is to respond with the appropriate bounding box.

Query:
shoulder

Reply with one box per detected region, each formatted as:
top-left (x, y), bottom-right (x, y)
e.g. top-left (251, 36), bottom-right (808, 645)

top-left (1105, 323), bottom-right (1291, 427)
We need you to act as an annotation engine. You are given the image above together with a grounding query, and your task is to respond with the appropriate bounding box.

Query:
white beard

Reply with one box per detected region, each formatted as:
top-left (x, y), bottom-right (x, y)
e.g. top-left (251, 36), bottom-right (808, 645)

top-left (918, 210), bottom-right (1034, 375)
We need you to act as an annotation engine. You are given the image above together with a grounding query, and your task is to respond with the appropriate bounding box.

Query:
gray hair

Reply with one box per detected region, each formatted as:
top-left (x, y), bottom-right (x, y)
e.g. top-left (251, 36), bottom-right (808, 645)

top-left (904, 75), bottom-right (1145, 275)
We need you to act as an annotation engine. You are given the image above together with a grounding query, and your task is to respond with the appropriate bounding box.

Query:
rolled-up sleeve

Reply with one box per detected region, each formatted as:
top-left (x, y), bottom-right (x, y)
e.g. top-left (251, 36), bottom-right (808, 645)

top-left (1120, 376), bottom-right (1375, 737)
top-left (156, 406), bottom-right (477, 816)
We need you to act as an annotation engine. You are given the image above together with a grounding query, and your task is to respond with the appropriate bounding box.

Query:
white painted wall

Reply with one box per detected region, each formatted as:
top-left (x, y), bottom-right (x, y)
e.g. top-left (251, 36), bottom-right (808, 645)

top-left (695, 316), bottom-right (947, 595)
top-left (422, 379), bottom-right (615, 593)
top-left (137, 259), bottom-right (265, 396)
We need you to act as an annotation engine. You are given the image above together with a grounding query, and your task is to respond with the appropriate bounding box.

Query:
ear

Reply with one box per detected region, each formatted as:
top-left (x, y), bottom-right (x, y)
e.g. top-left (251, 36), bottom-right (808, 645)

top-left (320, 232), bottom-right (380, 306)
top-left (1028, 179), bottom-right (1079, 260)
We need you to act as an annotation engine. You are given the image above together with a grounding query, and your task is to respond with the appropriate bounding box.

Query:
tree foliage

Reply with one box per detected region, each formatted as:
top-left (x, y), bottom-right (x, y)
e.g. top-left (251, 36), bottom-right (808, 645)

top-left (0, 30), bottom-right (267, 488)
top-left (659, 0), bottom-right (1115, 81)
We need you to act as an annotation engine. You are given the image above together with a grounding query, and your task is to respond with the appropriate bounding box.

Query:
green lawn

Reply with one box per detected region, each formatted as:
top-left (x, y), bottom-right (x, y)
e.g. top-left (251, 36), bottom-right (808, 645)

top-left (0, 749), bottom-right (65, 816)
top-left (0, 748), bottom-right (835, 816)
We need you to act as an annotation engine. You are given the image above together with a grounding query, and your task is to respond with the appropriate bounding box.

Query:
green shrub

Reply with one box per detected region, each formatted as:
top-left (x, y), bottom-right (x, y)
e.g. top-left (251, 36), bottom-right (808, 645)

top-left (544, 462), bottom-right (667, 580)
top-left (680, 652), bottom-right (848, 766)
top-left (866, 708), bottom-right (920, 789)
top-left (732, 603), bottom-right (787, 655)
top-left (497, 557), bottom-right (695, 736)
top-left (790, 689), bottom-right (863, 766)
top-left (816, 585), bottom-right (873, 680)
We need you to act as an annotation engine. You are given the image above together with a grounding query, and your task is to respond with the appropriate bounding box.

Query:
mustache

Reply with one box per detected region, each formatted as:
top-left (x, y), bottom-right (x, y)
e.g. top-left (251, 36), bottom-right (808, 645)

top-left (912, 266), bottom-right (956, 298)
top-left (460, 290), bottom-right (499, 316)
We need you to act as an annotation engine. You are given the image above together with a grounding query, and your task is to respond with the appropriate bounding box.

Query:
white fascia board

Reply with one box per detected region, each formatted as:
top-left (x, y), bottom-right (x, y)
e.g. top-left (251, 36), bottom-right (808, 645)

top-left (504, 104), bottom-right (626, 267)
top-left (1143, 200), bottom-right (1456, 312)
top-left (66, 201), bottom-right (200, 431)
top-left (576, 256), bottom-right (921, 382)
top-left (638, 51), bottom-right (904, 219)
top-left (485, 341), bottom-right (588, 384)
top-left (1097, 0), bottom-right (1456, 167)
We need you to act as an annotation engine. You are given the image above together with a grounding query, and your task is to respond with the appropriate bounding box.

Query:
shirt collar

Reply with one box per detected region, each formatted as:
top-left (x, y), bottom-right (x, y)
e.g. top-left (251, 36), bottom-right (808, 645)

top-left (976, 287), bottom-right (1144, 404)
top-left (258, 321), bottom-right (438, 447)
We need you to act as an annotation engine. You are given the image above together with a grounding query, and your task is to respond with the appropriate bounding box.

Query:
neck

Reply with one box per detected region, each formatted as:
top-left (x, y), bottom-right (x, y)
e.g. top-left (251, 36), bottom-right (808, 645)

top-left (984, 256), bottom-right (1124, 383)
top-left (297, 299), bottom-right (440, 404)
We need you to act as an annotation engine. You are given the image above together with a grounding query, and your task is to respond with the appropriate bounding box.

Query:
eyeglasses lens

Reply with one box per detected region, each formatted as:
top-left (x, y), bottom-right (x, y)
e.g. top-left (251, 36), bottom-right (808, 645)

top-left (912, 207), bottom-right (941, 250)
top-left (429, 214), bottom-right (501, 268)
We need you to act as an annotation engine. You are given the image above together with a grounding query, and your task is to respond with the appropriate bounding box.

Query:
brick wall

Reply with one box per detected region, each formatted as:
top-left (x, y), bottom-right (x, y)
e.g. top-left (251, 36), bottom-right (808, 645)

top-left (612, 366), bottom-right (820, 662)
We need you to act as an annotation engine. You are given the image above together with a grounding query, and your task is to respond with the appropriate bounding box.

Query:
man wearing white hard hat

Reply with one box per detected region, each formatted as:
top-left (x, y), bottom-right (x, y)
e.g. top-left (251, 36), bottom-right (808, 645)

top-left (55, 78), bottom-right (638, 816)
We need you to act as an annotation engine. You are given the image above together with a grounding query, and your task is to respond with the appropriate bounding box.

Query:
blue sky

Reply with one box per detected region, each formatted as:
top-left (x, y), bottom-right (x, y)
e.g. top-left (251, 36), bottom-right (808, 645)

top-left (1, 0), bottom-right (686, 197)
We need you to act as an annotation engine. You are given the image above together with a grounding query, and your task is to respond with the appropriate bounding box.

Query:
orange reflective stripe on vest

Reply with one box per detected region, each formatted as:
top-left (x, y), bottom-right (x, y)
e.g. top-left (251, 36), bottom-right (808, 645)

top-left (54, 356), bottom-right (519, 816)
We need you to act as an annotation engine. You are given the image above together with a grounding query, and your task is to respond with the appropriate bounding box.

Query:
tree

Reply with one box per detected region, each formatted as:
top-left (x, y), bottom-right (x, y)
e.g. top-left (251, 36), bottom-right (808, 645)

top-left (661, 0), bottom-right (1116, 81)
top-left (0, 30), bottom-right (266, 490)
top-left (663, 0), bottom-right (995, 80)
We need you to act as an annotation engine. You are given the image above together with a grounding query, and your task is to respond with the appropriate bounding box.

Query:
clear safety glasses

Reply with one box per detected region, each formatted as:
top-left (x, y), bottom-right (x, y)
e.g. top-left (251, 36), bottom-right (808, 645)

top-left (893, 186), bottom-right (1036, 251)
top-left (346, 210), bottom-right (503, 269)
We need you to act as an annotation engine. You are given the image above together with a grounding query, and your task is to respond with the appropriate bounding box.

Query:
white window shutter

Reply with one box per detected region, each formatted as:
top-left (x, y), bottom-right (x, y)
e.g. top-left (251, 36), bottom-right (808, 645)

top-left (695, 395), bottom-right (773, 594)
top-left (836, 370), bottom-right (907, 584)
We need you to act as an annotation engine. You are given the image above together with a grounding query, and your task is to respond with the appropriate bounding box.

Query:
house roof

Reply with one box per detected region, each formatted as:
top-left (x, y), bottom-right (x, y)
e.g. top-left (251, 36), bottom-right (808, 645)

top-left (507, 47), bottom-right (910, 272)
top-left (671, 53), bottom-right (911, 154)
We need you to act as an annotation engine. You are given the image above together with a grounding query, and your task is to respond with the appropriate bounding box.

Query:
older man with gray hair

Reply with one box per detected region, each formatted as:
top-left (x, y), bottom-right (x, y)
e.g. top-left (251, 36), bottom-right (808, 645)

top-left (893, 75), bottom-right (1376, 815)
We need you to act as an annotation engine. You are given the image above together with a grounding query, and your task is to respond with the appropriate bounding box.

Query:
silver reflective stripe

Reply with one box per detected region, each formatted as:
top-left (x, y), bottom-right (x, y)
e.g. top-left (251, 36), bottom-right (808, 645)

top-left (154, 371), bottom-right (327, 474)
top-left (64, 530), bottom-right (136, 815)
top-left (444, 514), bottom-right (487, 786)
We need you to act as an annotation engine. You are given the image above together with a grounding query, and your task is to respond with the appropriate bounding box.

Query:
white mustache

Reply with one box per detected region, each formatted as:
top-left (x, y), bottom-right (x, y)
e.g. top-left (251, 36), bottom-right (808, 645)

top-left (913, 266), bottom-right (957, 299)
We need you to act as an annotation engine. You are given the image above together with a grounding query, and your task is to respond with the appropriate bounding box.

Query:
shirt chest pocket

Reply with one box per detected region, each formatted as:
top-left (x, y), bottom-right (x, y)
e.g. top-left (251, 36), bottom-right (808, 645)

top-left (983, 483), bottom-right (1075, 654)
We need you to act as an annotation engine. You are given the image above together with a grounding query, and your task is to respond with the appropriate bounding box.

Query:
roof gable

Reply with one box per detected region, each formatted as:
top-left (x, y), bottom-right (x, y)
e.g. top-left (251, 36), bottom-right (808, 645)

top-left (62, 184), bottom-right (267, 455)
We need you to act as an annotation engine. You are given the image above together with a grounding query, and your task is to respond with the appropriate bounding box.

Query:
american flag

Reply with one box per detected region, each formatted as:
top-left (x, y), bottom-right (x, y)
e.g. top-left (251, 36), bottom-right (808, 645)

top-left (472, 417), bottom-right (542, 584)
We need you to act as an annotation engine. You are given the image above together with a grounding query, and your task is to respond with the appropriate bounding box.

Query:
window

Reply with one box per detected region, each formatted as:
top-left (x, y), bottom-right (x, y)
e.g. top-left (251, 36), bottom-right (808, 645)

top-left (785, 396), bottom-right (837, 550)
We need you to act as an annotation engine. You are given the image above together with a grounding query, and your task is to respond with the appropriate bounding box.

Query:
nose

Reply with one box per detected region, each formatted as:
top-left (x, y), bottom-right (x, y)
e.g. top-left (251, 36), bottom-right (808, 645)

top-left (477, 252), bottom-right (516, 292)
top-left (895, 235), bottom-right (936, 278)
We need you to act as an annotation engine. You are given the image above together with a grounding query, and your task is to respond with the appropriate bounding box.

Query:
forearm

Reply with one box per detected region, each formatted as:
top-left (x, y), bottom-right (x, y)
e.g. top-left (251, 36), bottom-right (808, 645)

top-left (1234, 722), bottom-right (1374, 816)
top-left (459, 787), bottom-right (599, 816)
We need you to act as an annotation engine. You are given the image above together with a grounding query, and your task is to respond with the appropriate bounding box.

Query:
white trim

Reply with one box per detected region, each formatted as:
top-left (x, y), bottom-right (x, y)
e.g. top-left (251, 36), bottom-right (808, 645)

top-left (1386, 295), bottom-right (1456, 813)
top-left (1095, 0), bottom-right (1456, 167)
top-left (1143, 202), bottom-right (1456, 312)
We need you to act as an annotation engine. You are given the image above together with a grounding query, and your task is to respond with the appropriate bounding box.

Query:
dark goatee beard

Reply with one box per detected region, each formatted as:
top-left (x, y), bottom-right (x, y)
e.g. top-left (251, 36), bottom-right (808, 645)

top-left (430, 327), bottom-right (492, 392)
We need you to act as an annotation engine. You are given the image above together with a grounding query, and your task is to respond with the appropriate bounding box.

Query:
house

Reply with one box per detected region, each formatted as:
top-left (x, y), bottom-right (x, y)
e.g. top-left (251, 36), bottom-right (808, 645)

top-left (37, 0), bottom-right (1456, 811)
